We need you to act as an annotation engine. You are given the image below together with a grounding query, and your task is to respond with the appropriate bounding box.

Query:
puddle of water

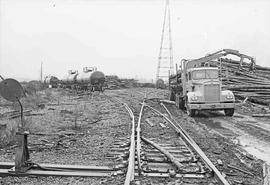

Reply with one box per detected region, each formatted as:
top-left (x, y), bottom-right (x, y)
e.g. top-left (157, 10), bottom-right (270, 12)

top-left (238, 134), bottom-right (270, 164)
top-left (195, 118), bottom-right (223, 129)
top-left (234, 113), bottom-right (270, 132)
top-left (211, 116), bottom-right (270, 164)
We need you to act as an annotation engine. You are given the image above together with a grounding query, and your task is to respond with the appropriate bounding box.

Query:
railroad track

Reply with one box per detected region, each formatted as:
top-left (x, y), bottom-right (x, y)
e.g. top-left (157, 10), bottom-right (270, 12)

top-left (1, 88), bottom-right (262, 185)
top-left (102, 90), bottom-right (230, 184)
top-left (110, 91), bottom-right (231, 185)
top-left (0, 89), bottom-right (231, 184)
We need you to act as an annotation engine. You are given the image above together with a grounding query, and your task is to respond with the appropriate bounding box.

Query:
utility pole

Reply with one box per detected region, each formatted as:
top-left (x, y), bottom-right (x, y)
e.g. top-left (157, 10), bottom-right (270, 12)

top-left (40, 62), bottom-right (43, 82)
top-left (156, 0), bottom-right (174, 84)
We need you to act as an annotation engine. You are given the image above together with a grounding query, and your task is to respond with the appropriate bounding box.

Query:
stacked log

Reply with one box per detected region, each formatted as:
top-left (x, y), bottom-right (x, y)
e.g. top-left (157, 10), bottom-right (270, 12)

top-left (105, 75), bottom-right (139, 89)
top-left (169, 58), bottom-right (270, 105)
top-left (218, 58), bottom-right (270, 105)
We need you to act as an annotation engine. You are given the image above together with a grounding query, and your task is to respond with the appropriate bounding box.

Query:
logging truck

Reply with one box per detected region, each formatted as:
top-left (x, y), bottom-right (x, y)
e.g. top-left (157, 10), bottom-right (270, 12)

top-left (169, 50), bottom-right (246, 117)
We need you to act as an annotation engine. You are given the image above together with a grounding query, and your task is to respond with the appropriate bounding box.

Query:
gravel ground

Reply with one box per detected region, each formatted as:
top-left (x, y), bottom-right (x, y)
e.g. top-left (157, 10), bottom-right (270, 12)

top-left (0, 88), bottom-right (267, 184)
top-left (166, 105), bottom-right (264, 185)
top-left (136, 102), bottom-right (215, 185)
top-left (0, 89), bottom-right (133, 184)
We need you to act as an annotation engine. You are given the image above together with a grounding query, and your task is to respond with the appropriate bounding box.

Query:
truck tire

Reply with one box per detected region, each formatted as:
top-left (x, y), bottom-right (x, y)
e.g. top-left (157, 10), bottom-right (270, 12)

top-left (179, 97), bottom-right (185, 110)
top-left (187, 108), bottom-right (196, 117)
top-left (169, 91), bottom-right (176, 101)
top-left (186, 98), bottom-right (195, 117)
top-left (224, 108), bottom-right (234, 116)
top-left (175, 95), bottom-right (179, 108)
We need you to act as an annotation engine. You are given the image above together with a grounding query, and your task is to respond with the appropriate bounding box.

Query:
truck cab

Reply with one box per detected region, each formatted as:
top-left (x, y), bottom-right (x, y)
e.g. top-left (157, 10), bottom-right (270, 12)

top-left (172, 60), bottom-right (235, 117)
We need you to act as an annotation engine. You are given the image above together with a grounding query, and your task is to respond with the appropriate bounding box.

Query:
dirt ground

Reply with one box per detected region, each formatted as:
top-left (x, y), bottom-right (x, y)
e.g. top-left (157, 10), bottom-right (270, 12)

top-left (0, 89), bottom-right (132, 185)
top-left (0, 88), bottom-right (269, 184)
top-left (192, 101), bottom-right (270, 165)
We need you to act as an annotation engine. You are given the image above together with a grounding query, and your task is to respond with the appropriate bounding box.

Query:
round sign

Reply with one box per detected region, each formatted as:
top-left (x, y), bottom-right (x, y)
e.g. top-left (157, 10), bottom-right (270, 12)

top-left (0, 78), bottom-right (25, 102)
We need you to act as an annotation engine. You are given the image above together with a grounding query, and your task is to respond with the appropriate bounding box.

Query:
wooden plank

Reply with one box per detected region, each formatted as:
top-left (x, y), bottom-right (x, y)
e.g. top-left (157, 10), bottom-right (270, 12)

top-left (252, 114), bottom-right (270, 117)
top-left (141, 137), bottom-right (184, 170)
top-left (160, 99), bottom-right (175, 105)
top-left (145, 119), bottom-right (154, 127)
top-left (159, 122), bottom-right (167, 128)
top-left (140, 172), bottom-right (205, 178)
top-left (0, 162), bottom-right (113, 171)
top-left (227, 165), bottom-right (254, 176)
top-left (0, 169), bottom-right (112, 177)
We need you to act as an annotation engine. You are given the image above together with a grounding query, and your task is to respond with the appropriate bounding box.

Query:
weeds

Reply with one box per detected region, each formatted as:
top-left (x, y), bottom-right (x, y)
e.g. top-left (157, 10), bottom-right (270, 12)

top-left (0, 120), bottom-right (18, 147)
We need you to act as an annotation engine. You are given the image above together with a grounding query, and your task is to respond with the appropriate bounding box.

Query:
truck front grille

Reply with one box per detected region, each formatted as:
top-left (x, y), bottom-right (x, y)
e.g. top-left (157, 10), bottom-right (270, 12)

top-left (204, 84), bottom-right (220, 102)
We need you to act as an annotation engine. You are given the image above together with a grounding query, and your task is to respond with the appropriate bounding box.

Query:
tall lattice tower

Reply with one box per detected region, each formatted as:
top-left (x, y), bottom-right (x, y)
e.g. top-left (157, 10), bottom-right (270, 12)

top-left (40, 62), bottom-right (43, 82)
top-left (156, 0), bottom-right (173, 83)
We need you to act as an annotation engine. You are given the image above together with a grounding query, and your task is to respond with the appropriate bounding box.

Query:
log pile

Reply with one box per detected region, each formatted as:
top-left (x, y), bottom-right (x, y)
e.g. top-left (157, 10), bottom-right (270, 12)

top-left (169, 57), bottom-right (270, 105)
top-left (219, 58), bottom-right (270, 105)
top-left (105, 75), bottom-right (138, 90)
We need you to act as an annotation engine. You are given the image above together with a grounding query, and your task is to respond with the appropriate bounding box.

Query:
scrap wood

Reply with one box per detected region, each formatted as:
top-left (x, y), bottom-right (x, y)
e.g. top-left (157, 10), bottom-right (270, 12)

top-left (160, 99), bottom-right (175, 105)
top-left (252, 114), bottom-right (270, 117)
top-left (141, 136), bottom-right (184, 170)
top-left (47, 103), bottom-right (76, 106)
top-left (30, 132), bottom-right (84, 136)
top-left (159, 122), bottom-right (167, 128)
top-left (217, 159), bottom-right (223, 166)
top-left (242, 97), bottom-right (248, 103)
top-left (227, 164), bottom-right (254, 176)
top-left (233, 180), bottom-right (243, 184)
top-left (8, 110), bottom-right (32, 119)
top-left (88, 118), bottom-right (103, 124)
top-left (105, 75), bottom-right (138, 90)
top-left (1, 110), bottom-right (32, 119)
top-left (25, 113), bottom-right (45, 117)
top-left (145, 119), bottom-right (154, 127)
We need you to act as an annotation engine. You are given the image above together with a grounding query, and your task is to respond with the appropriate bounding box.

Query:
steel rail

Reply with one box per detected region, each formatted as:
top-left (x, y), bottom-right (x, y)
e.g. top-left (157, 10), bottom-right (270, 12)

top-left (99, 93), bottom-right (148, 184)
top-left (136, 101), bottom-right (145, 175)
top-left (145, 104), bottom-right (230, 185)
top-left (115, 101), bottom-right (135, 185)
top-left (115, 93), bottom-right (146, 184)
top-left (160, 103), bottom-right (198, 162)
top-left (101, 93), bottom-right (136, 184)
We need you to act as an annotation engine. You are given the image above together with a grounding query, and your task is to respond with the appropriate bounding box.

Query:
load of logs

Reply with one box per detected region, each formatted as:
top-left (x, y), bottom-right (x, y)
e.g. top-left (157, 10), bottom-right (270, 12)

top-left (169, 57), bottom-right (270, 106)
top-left (219, 58), bottom-right (270, 105)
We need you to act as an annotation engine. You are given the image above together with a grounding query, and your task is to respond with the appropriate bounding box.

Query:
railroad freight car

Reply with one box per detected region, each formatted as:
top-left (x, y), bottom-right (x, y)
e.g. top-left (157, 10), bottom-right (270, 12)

top-left (61, 67), bottom-right (105, 92)
top-left (61, 70), bottom-right (78, 89)
top-left (76, 67), bottom-right (105, 91)
top-left (44, 76), bottom-right (59, 88)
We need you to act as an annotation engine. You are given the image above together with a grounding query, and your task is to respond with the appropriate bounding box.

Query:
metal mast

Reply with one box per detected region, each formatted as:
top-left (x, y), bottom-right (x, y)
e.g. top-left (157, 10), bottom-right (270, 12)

top-left (40, 62), bottom-right (43, 82)
top-left (156, 0), bottom-right (173, 83)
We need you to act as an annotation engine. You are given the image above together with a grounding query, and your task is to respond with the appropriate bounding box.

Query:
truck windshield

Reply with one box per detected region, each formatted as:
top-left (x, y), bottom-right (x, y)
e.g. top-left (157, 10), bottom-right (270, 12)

top-left (192, 69), bottom-right (218, 80)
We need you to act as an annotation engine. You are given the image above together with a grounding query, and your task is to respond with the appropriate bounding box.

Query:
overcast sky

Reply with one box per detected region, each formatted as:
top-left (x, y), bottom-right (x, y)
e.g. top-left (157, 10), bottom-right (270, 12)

top-left (0, 0), bottom-right (269, 81)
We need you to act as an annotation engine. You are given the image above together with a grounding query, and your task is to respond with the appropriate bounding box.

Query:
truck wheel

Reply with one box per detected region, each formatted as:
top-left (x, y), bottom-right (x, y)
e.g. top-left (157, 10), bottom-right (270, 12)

top-left (175, 95), bottom-right (179, 108)
top-left (179, 97), bottom-right (185, 110)
top-left (169, 91), bottom-right (175, 101)
top-left (187, 108), bottom-right (196, 117)
top-left (224, 108), bottom-right (234, 116)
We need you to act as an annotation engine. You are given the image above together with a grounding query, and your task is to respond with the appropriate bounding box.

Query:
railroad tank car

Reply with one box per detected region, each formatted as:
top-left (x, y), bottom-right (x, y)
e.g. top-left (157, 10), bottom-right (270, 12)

top-left (76, 67), bottom-right (105, 91)
top-left (62, 70), bottom-right (78, 89)
top-left (90, 71), bottom-right (105, 91)
top-left (44, 76), bottom-right (59, 88)
top-left (156, 79), bottom-right (165, 89)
